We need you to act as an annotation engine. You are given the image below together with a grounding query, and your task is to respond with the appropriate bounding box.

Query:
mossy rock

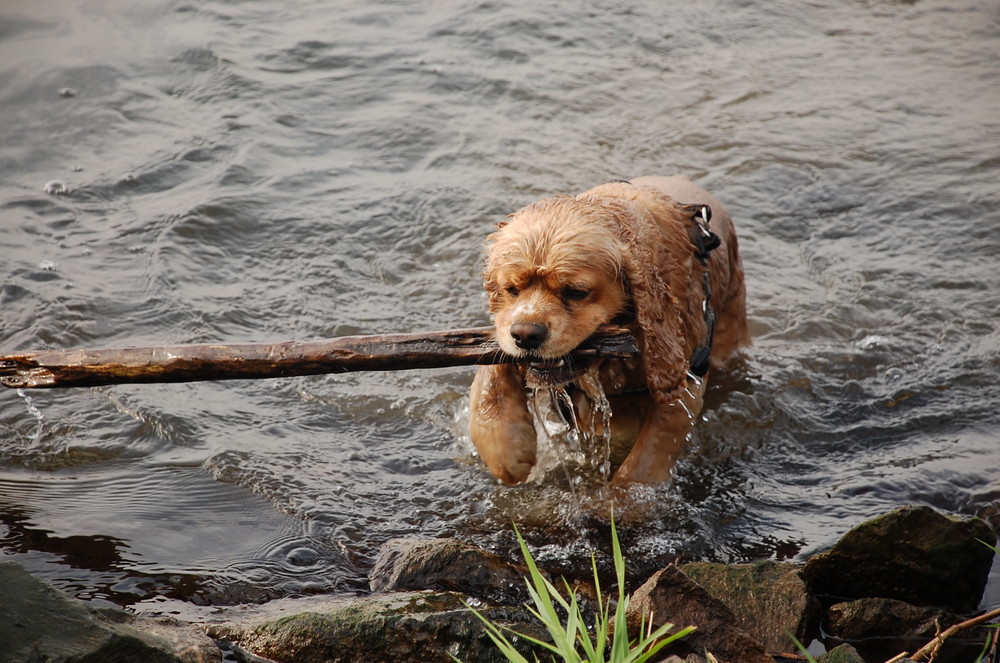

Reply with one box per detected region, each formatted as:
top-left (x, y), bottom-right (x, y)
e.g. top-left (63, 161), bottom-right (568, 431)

top-left (816, 643), bottom-right (865, 663)
top-left (209, 590), bottom-right (545, 663)
top-left (680, 559), bottom-right (820, 652)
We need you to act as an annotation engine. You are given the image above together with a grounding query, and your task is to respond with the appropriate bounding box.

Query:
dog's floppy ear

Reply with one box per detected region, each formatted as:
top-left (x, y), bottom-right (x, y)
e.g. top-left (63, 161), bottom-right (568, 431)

top-left (611, 202), bottom-right (690, 405)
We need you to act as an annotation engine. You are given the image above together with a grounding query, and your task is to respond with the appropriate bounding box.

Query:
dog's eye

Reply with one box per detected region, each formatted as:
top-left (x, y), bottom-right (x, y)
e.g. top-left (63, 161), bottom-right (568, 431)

top-left (563, 286), bottom-right (589, 302)
top-left (505, 285), bottom-right (520, 298)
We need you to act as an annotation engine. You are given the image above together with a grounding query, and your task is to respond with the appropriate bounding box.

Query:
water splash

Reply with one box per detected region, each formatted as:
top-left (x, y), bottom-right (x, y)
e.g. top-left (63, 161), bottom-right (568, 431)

top-left (576, 370), bottom-right (614, 480)
top-left (16, 388), bottom-right (46, 445)
top-left (526, 387), bottom-right (577, 488)
top-left (525, 386), bottom-right (585, 509)
top-left (43, 180), bottom-right (70, 195)
top-left (525, 369), bottom-right (616, 485)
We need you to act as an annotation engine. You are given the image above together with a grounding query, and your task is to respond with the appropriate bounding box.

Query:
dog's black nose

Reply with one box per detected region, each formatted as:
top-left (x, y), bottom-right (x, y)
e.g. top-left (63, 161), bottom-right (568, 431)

top-left (510, 322), bottom-right (548, 350)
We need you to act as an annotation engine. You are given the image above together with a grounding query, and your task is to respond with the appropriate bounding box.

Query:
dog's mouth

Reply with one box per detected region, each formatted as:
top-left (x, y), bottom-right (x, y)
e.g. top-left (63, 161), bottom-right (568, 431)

top-left (522, 356), bottom-right (590, 388)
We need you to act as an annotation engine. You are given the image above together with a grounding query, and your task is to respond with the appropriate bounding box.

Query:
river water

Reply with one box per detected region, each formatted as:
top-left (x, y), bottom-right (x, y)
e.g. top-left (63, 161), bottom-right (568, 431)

top-left (1, 0), bottom-right (998, 619)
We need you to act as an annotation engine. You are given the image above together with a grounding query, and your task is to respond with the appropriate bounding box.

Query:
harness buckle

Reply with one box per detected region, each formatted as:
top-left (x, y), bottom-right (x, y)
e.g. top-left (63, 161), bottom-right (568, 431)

top-left (688, 204), bottom-right (721, 265)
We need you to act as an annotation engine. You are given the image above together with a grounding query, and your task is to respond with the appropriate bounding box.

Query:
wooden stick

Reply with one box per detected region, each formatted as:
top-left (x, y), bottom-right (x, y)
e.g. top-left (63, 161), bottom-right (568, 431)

top-left (0, 326), bottom-right (637, 389)
top-left (906, 605), bottom-right (1000, 662)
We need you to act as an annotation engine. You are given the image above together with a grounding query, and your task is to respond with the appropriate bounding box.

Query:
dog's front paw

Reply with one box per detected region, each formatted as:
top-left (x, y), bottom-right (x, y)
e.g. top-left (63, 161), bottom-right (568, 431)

top-left (469, 364), bottom-right (538, 485)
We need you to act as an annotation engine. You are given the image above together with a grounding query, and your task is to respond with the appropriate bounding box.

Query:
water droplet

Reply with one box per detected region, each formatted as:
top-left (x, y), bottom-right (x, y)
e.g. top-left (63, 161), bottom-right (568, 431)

top-left (43, 180), bottom-right (69, 195)
top-left (58, 87), bottom-right (76, 97)
top-left (884, 367), bottom-right (904, 382)
top-left (675, 397), bottom-right (694, 420)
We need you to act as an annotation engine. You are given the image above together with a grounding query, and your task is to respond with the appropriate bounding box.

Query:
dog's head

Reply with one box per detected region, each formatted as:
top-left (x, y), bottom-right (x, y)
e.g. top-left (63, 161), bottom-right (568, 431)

top-left (483, 196), bottom-right (630, 388)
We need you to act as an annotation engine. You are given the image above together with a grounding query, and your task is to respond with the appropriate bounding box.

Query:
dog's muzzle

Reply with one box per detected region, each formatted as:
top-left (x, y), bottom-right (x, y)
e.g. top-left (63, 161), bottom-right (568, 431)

top-left (522, 356), bottom-right (590, 388)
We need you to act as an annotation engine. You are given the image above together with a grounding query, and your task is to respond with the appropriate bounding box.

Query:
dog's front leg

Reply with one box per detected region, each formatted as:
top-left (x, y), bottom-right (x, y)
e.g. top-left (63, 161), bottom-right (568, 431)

top-left (612, 377), bottom-right (706, 484)
top-left (469, 364), bottom-right (537, 485)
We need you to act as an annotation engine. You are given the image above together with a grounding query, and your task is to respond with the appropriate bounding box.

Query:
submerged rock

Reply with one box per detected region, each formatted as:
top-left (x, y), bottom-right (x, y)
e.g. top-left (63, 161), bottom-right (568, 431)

top-left (0, 561), bottom-right (219, 663)
top-left (802, 505), bottom-right (996, 613)
top-left (626, 565), bottom-right (775, 663)
top-left (369, 537), bottom-right (530, 605)
top-left (680, 559), bottom-right (820, 653)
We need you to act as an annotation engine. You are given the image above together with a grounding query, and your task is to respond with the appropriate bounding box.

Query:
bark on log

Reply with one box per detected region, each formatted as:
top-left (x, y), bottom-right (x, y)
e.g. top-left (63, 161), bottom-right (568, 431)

top-left (0, 326), bottom-right (637, 389)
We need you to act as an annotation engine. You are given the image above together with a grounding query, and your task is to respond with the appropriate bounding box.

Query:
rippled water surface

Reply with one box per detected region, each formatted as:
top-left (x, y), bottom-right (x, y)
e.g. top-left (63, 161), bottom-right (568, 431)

top-left (2, 0), bottom-right (999, 615)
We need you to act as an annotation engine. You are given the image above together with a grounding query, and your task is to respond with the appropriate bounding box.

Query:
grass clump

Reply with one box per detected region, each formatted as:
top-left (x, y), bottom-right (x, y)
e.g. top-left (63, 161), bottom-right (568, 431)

top-left (454, 518), bottom-right (695, 663)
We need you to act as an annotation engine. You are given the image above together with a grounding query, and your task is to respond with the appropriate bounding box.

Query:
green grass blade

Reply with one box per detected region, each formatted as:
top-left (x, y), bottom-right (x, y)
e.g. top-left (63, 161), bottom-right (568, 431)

top-left (458, 604), bottom-right (535, 663)
top-left (517, 527), bottom-right (570, 619)
top-left (472, 514), bottom-right (699, 663)
top-left (787, 633), bottom-right (818, 663)
top-left (624, 623), bottom-right (696, 663)
top-left (588, 553), bottom-right (610, 662)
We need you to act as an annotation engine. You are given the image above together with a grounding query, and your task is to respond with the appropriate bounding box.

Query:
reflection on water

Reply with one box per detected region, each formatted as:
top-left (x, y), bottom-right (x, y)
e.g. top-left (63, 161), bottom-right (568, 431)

top-left (1, 0), bottom-right (999, 613)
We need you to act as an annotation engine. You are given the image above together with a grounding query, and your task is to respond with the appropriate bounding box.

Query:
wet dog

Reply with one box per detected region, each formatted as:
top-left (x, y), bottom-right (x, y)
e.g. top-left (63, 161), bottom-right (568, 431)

top-left (469, 176), bottom-right (749, 485)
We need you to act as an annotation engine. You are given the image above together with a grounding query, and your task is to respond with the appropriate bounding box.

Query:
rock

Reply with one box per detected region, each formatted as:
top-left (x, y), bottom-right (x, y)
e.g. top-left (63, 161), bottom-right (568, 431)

top-left (826, 597), bottom-right (962, 640)
top-left (816, 643), bottom-right (866, 663)
top-left (207, 590), bottom-right (545, 663)
top-left (825, 597), bottom-right (993, 663)
top-left (802, 505), bottom-right (996, 613)
top-left (626, 565), bottom-right (774, 663)
top-left (369, 537), bottom-right (530, 605)
top-left (0, 560), bottom-right (220, 663)
top-left (680, 560), bottom-right (820, 653)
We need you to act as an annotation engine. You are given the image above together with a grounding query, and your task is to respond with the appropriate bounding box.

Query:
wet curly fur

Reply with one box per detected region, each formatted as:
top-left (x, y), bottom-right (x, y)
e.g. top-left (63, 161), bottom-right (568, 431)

top-left (469, 176), bottom-right (749, 485)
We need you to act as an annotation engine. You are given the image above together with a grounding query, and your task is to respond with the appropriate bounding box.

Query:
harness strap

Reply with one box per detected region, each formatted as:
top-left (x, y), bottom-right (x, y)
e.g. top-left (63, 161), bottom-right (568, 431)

top-left (686, 204), bottom-right (720, 378)
top-left (605, 181), bottom-right (721, 380)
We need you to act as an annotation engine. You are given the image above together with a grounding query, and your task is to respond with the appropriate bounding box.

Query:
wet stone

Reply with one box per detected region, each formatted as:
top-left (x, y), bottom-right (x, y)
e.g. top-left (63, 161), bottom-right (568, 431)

top-left (207, 590), bottom-right (546, 663)
top-left (802, 505), bottom-right (996, 613)
top-left (826, 597), bottom-right (962, 640)
top-left (626, 565), bottom-right (775, 663)
top-left (816, 643), bottom-right (866, 663)
top-left (0, 560), bottom-right (219, 663)
top-left (822, 596), bottom-right (995, 662)
top-left (680, 559), bottom-right (820, 653)
top-left (369, 537), bottom-right (531, 605)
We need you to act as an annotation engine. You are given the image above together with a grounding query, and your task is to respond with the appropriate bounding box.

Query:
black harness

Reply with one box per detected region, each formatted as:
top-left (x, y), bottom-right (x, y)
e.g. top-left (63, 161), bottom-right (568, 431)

top-left (685, 204), bottom-right (721, 378)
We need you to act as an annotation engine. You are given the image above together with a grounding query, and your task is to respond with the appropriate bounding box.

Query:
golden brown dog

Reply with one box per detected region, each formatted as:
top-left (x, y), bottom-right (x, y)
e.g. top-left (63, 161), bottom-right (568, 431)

top-left (469, 176), bottom-right (749, 485)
